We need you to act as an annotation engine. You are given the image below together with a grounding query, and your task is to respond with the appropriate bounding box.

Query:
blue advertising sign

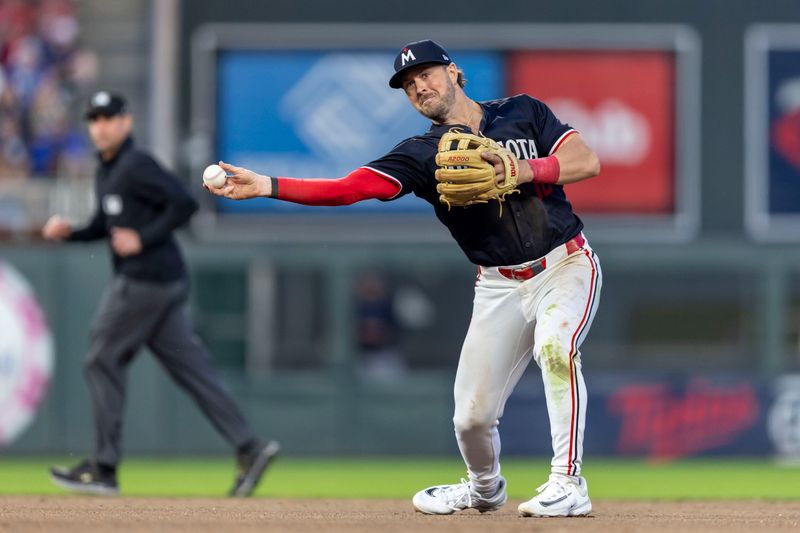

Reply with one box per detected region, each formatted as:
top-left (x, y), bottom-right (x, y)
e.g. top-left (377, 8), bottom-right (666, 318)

top-left (767, 50), bottom-right (800, 214)
top-left (215, 50), bottom-right (502, 214)
top-left (746, 26), bottom-right (800, 240)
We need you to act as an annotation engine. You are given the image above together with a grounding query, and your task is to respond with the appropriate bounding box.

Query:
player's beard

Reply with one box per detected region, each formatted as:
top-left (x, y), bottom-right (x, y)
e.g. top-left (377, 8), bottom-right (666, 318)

top-left (417, 79), bottom-right (456, 123)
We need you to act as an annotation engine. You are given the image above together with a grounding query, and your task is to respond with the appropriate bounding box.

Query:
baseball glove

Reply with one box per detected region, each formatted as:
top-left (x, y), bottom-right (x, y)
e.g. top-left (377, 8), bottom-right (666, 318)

top-left (435, 129), bottom-right (521, 210)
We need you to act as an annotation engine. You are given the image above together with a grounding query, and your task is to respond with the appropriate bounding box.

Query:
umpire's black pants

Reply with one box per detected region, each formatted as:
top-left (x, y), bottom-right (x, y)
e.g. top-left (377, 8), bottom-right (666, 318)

top-left (84, 275), bottom-right (255, 467)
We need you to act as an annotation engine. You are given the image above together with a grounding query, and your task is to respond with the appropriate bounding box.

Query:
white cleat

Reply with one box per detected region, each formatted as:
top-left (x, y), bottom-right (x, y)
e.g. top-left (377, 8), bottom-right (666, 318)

top-left (518, 474), bottom-right (592, 517)
top-left (412, 476), bottom-right (507, 515)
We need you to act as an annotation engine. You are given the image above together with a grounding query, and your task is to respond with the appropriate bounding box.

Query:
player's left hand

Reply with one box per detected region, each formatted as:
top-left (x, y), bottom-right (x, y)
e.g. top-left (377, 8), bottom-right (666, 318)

top-left (481, 151), bottom-right (532, 185)
top-left (111, 227), bottom-right (142, 257)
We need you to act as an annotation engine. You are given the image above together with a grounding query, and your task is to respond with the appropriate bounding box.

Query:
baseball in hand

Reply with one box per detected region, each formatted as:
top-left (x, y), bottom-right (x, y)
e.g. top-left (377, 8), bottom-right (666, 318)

top-left (203, 164), bottom-right (227, 188)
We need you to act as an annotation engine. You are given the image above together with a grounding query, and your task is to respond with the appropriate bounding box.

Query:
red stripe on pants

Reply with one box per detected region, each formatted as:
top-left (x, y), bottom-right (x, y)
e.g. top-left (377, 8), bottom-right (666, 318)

top-left (566, 250), bottom-right (597, 476)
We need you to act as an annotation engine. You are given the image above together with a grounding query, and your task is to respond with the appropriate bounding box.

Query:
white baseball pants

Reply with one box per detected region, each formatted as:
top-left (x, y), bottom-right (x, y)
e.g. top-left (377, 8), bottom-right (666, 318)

top-left (452, 236), bottom-right (602, 491)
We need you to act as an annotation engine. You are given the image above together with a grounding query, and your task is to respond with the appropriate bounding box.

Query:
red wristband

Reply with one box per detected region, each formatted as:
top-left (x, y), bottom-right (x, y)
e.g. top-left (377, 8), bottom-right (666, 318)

top-left (527, 156), bottom-right (560, 185)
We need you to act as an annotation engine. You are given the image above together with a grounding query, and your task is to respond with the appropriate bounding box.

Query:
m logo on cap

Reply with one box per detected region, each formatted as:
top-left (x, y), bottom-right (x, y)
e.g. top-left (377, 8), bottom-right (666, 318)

top-left (389, 40), bottom-right (452, 89)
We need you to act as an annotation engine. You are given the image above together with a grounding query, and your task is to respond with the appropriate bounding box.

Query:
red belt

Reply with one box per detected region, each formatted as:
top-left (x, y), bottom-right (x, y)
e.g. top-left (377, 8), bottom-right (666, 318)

top-left (497, 234), bottom-right (585, 281)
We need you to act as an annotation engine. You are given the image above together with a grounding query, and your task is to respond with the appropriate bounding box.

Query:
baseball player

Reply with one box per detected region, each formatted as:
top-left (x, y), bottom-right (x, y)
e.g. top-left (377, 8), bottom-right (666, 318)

top-left (206, 40), bottom-right (601, 517)
top-left (42, 91), bottom-right (279, 497)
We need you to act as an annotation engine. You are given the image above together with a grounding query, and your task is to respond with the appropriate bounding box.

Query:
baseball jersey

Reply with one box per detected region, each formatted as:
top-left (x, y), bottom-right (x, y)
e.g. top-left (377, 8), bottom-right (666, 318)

top-left (365, 94), bottom-right (582, 266)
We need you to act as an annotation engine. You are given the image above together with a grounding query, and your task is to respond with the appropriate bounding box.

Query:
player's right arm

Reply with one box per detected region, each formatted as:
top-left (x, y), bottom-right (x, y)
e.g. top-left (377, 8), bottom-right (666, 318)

top-left (205, 161), bottom-right (401, 205)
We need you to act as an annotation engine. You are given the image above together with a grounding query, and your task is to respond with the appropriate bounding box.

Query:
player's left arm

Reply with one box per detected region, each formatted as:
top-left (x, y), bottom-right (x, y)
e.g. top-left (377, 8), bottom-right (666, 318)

top-left (494, 95), bottom-right (600, 187)
top-left (539, 132), bottom-right (600, 185)
top-left (481, 132), bottom-right (599, 187)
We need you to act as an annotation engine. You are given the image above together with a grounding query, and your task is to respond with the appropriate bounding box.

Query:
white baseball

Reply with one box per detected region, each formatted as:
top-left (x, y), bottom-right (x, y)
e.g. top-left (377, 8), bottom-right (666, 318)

top-left (203, 164), bottom-right (227, 188)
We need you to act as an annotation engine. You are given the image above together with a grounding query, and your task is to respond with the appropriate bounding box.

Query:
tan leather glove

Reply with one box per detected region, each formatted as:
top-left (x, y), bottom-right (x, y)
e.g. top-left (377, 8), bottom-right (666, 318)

top-left (435, 130), bottom-right (521, 209)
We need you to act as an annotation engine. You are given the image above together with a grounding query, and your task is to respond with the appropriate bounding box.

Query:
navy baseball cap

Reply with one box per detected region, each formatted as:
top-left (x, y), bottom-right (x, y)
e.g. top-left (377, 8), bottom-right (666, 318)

top-left (389, 39), bottom-right (453, 89)
top-left (84, 91), bottom-right (128, 120)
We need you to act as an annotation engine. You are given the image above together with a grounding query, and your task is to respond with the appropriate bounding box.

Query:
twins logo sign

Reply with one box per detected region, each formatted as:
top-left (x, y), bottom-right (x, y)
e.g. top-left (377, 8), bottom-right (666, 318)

top-left (0, 262), bottom-right (53, 445)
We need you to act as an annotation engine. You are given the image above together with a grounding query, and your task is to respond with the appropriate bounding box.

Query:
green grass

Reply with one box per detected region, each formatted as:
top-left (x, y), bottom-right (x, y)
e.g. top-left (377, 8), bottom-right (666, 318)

top-left (1, 457), bottom-right (798, 500)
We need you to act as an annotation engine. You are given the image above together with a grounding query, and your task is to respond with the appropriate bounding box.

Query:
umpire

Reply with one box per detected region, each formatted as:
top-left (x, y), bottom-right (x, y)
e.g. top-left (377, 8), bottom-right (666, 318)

top-left (42, 91), bottom-right (278, 497)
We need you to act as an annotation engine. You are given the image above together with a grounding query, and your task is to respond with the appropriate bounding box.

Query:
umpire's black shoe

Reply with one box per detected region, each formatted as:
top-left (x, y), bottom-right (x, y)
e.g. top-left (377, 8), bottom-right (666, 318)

top-left (229, 440), bottom-right (280, 497)
top-left (50, 459), bottom-right (119, 496)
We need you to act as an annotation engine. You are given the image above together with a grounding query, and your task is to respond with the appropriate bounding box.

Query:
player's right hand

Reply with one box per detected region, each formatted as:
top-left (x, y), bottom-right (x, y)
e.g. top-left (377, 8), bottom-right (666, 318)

top-left (42, 215), bottom-right (71, 241)
top-left (205, 161), bottom-right (271, 200)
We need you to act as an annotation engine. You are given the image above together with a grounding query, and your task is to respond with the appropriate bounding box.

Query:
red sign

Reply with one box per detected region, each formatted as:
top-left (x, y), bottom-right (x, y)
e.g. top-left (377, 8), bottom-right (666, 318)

top-left (508, 51), bottom-right (676, 214)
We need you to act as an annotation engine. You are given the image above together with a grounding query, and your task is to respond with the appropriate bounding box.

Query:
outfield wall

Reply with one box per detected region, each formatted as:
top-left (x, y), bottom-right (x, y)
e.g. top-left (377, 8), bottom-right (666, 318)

top-left (2, 241), bottom-right (800, 458)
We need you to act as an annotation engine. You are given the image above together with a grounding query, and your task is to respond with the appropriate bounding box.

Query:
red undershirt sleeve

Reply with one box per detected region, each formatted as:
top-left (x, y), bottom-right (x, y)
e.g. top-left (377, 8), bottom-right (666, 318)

top-left (271, 167), bottom-right (402, 206)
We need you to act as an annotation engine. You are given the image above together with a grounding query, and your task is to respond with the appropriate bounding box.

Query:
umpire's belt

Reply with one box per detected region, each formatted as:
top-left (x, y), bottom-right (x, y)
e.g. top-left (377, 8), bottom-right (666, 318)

top-left (497, 233), bottom-right (585, 281)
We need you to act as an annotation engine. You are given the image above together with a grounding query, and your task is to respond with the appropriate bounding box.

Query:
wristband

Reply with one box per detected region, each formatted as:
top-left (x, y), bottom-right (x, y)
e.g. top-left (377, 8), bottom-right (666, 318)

top-left (527, 156), bottom-right (560, 185)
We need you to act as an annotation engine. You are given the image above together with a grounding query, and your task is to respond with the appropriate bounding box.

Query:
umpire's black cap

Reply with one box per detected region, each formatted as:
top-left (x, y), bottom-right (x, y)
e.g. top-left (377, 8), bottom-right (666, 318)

top-left (84, 91), bottom-right (128, 120)
top-left (389, 39), bottom-right (453, 89)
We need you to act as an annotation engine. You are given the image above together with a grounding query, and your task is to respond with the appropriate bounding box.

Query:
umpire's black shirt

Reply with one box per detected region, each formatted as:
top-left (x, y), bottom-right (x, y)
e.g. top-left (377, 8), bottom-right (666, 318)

top-left (68, 137), bottom-right (198, 282)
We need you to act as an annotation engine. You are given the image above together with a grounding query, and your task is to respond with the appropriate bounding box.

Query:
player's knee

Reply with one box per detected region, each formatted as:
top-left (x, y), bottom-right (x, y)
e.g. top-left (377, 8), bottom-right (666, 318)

top-left (534, 337), bottom-right (573, 383)
top-left (453, 401), bottom-right (496, 436)
top-left (453, 416), bottom-right (493, 437)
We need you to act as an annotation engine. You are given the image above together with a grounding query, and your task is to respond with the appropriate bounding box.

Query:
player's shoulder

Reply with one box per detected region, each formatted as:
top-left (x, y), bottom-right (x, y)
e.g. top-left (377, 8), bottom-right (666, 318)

top-left (390, 134), bottom-right (438, 155)
top-left (481, 93), bottom-right (541, 113)
top-left (488, 94), bottom-right (564, 128)
top-left (481, 93), bottom-right (534, 108)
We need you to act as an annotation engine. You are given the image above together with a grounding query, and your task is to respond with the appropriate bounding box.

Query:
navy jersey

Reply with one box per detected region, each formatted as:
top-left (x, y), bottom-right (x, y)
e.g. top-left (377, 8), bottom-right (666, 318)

top-left (365, 94), bottom-right (583, 266)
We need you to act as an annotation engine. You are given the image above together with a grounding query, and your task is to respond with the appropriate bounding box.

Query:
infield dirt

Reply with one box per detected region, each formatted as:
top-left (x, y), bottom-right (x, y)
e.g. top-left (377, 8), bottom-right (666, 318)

top-left (1, 496), bottom-right (798, 532)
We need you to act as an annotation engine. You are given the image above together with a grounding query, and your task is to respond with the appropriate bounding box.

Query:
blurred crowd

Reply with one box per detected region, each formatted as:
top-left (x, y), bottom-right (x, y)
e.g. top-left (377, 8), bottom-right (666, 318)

top-left (0, 0), bottom-right (97, 182)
